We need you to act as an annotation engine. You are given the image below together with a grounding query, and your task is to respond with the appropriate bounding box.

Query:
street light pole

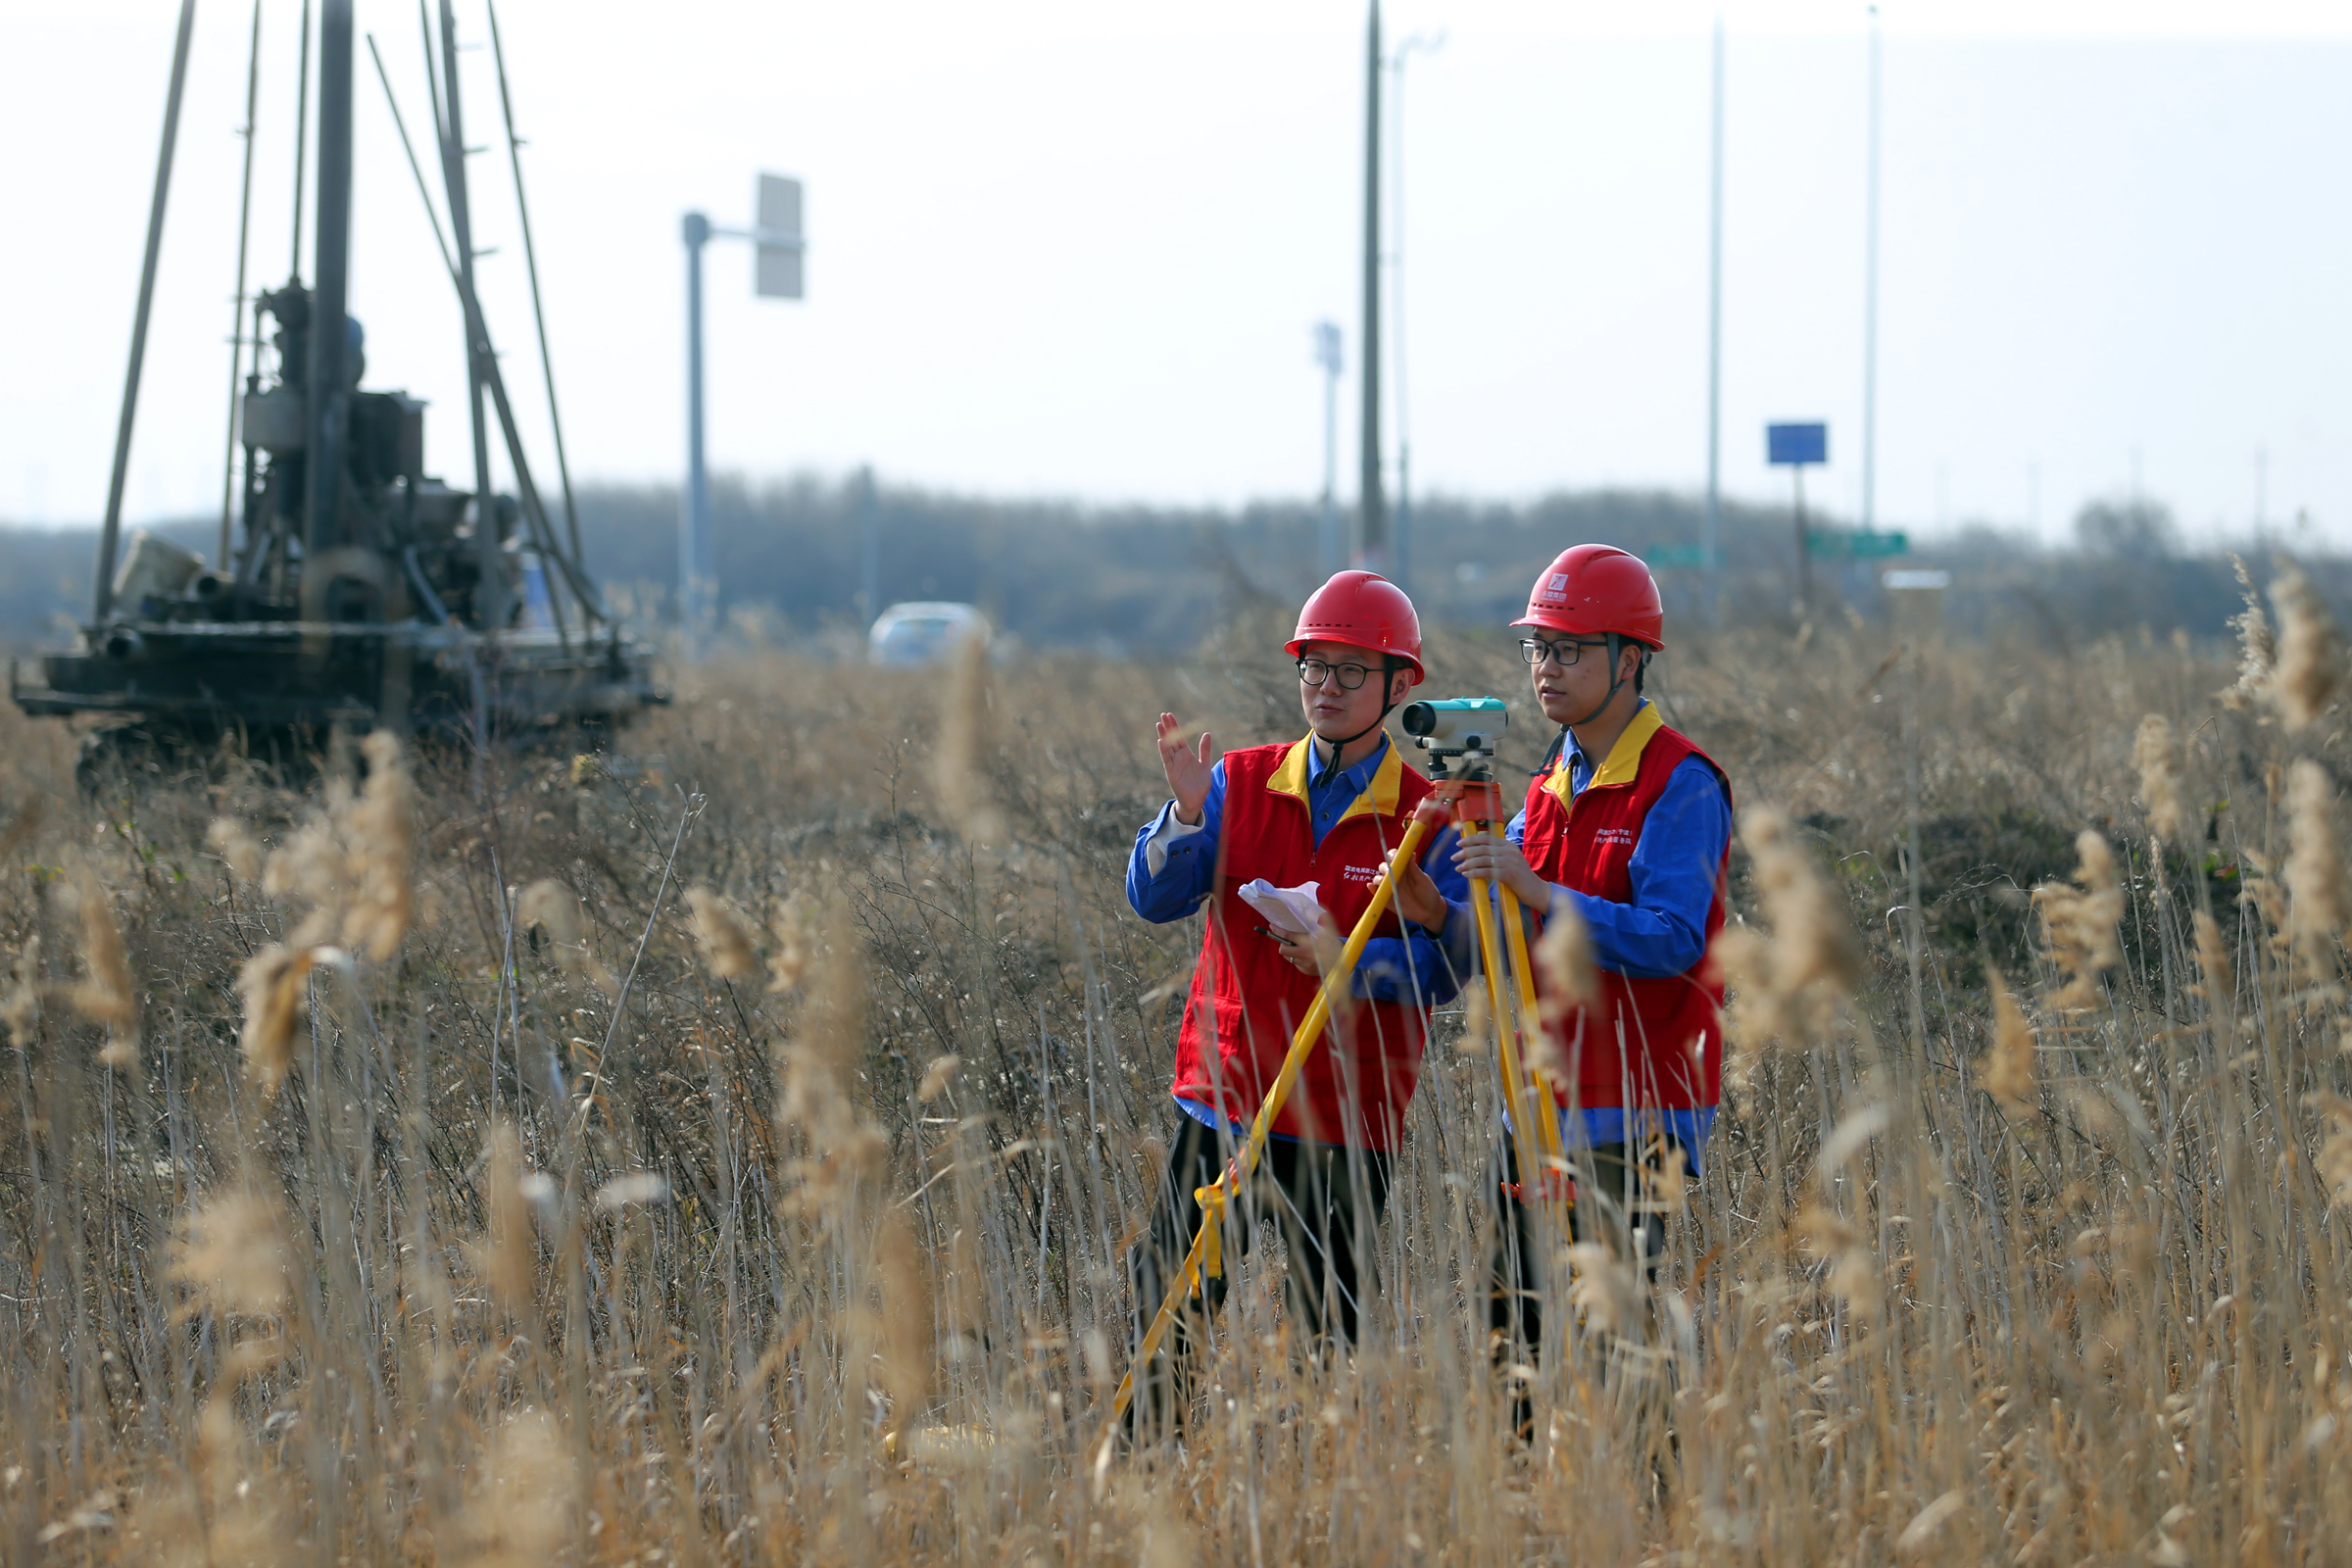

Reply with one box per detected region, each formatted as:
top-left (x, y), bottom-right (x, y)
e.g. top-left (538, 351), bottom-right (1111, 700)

top-left (676, 174), bottom-right (804, 661)
top-left (1313, 321), bottom-right (1343, 578)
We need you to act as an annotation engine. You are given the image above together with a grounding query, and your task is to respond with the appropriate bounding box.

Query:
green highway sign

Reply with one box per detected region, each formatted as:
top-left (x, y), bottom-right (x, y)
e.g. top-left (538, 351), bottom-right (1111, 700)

top-left (1647, 543), bottom-right (1706, 568)
top-left (1806, 528), bottom-right (1908, 560)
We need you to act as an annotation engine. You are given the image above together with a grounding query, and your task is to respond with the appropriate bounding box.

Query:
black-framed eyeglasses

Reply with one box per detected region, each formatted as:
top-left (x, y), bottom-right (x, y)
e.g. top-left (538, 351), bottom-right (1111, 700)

top-left (1298, 658), bottom-right (1378, 690)
top-left (1519, 635), bottom-right (1610, 667)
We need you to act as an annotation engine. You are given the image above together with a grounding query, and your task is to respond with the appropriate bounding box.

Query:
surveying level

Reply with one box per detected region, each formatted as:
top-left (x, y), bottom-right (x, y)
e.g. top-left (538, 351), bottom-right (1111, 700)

top-left (1400, 696), bottom-right (1507, 773)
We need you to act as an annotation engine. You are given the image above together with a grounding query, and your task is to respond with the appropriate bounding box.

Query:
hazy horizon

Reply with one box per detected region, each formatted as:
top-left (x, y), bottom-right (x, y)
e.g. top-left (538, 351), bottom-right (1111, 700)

top-left (6, 2), bottom-right (2348, 551)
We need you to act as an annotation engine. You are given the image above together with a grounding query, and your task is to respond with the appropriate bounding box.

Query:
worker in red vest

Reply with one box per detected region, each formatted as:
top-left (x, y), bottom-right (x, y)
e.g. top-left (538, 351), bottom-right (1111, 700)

top-left (1124, 570), bottom-right (1468, 1431)
top-left (1390, 545), bottom-right (1733, 1389)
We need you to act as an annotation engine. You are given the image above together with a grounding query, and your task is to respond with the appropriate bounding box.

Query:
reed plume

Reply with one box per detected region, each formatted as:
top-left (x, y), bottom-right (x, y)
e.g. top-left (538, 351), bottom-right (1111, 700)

top-left (168, 1188), bottom-right (289, 1317)
top-left (2034, 831), bottom-right (2123, 1011)
top-left (1980, 964), bottom-right (2037, 1115)
top-left (57, 870), bottom-right (137, 1059)
top-left (1716, 807), bottom-right (1859, 1057)
top-left (343, 730), bottom-right (416, 959)
top-left (235, 942), bottom-right (318, 1095)
top-left (768, 892), bottom-right (814, 993)
top-left (1565, 1240), bottom-right (1638, 1336)
top-left (2268, 560), bottom-right (2344, 732)
top-left (685, 884), bottom-right (760, 981)
top-left (2133, 713), bottom-right (2187, 846)
top-left (2193, 909), bottom-right (2234, 1003)
top-left (2223, 554), bottom-right (2275, 709)
top-left (917, 1053), bottom-right (962, 1102)
top-left (2284, 759), bottom-right (2350, 985)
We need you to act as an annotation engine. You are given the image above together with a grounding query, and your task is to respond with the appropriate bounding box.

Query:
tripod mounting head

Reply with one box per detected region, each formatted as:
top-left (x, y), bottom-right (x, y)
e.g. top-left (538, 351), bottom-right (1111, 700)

top-left (1401, 696), bottom-right (1507, 780)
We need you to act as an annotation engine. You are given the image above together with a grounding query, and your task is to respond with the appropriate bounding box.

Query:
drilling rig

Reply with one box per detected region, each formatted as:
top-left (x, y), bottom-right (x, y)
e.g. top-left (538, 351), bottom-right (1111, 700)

top-left (11, 0), bottom-right (664, 782)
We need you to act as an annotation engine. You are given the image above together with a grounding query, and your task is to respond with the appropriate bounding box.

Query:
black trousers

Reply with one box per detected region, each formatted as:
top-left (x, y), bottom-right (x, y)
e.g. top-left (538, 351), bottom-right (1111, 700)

top-left (1126, 1114), bottom-right (1396, 1433)
top-left (1488, 1136), bottom-right (1676, 1368)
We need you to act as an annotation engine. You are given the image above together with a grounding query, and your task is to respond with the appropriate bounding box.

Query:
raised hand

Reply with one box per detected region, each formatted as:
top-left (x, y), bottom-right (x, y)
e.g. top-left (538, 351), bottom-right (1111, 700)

top-left (1155, 712), bottom-right (1217, 825)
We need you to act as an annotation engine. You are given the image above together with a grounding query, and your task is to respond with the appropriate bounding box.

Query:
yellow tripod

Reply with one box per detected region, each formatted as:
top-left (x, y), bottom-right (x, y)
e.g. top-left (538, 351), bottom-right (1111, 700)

top-left (1440, 772), bottom-right (1570, 1204)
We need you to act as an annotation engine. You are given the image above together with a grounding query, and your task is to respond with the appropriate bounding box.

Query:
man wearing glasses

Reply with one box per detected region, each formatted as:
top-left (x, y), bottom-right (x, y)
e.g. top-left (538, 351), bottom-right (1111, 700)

top-left (1390, 545), bottom-right (1732, 1407)
top-left (1122, 569), bottom-right (1466, 1433)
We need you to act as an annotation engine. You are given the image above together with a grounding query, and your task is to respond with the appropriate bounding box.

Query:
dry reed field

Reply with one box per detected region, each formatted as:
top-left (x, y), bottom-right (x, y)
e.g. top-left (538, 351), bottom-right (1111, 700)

top-left (7, 572), bottom-right (2352, 1566)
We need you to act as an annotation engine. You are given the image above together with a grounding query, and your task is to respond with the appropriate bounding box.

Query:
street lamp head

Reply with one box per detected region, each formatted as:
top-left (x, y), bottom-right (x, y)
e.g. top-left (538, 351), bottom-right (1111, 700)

top-left (680, 211), bottom-right (710, 246)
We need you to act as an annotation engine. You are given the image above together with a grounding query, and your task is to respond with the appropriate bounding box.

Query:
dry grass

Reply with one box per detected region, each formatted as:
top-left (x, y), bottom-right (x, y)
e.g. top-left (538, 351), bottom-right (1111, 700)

top-left (3, 602), bottom-right (2352, 1565)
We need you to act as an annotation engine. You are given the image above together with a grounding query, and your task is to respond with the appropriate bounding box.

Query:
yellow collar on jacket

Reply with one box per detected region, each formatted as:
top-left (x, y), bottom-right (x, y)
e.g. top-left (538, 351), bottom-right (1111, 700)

top-left (1269, 732), bottom-right (1402, 825)
top-left (1544, 701), bottom-right (1664, 804)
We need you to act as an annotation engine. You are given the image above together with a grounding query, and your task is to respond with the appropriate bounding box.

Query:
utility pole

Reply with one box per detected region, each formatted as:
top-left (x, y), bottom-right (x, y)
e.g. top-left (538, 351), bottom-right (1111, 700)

top-left (1860, 5), bottom-right (1882, 537)
top-left (1313, 321), bottom-right (1343, 578)
top-left (1390, 29), bottom-right (1441, 597)
top-left (1704, 14), bottom-right (1725, 623)
top-left (1354, 0), bottom-right (1386, 571)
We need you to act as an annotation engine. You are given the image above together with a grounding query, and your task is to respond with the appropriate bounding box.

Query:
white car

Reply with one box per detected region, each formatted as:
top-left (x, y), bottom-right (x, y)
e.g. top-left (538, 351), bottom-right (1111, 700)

top-left (867, 602), bottom-right (989, 666)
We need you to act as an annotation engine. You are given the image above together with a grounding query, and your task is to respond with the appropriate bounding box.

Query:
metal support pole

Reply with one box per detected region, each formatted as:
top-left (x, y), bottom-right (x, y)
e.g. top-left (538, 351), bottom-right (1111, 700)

top-left (858, 464), bottom-right (879, 628)
top-left (680, 212), bottom-right (710, 657)
top-left (95, 0), bottom-right (198, 624)
top-left (219, 0), bottom-right (263, 572)
top-left (1793, 466), bottom-right (1810, 616)
top-left (487, 0), bottom-right (584, 568)
top-left (1861, 8), bottom-right (1882, 535)
top-left (304, 0), bottom-right (354, 562)
top-left (1704, 16), bottom-right (1725, 623)
top-left (1354, 0), bottom-right (1386, 571)
top-left (438, 0), bottom-right (504, 630)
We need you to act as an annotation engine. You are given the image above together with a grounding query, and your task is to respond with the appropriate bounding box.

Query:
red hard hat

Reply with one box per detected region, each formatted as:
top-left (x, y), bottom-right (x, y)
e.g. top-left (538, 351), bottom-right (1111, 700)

top-left (1516, 545), bottom-right (1665, 650)
top-left (1286, 570), bottom-right (1425, 684)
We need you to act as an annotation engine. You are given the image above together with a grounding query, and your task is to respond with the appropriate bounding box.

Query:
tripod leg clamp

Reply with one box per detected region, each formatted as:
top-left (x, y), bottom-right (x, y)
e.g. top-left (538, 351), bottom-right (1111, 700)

top-left (1192, 1176), bottom-right (1234, 1282)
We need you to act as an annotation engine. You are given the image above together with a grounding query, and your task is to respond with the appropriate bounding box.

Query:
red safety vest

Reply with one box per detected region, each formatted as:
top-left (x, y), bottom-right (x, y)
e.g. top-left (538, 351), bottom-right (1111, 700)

top-left (1169, 736), bottom-right (1440, 1150)
top-left (1520, 704), bottom-right (1732, 1113)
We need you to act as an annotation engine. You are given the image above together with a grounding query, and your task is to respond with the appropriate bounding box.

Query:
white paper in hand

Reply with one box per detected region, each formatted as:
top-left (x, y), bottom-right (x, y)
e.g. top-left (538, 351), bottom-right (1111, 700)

top-left (1239, 879), bottom-right (1325, 938)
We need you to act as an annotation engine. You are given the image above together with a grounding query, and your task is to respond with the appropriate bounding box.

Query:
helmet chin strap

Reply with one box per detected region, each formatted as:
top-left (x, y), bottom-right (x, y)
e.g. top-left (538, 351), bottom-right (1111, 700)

top-left (1560, 635), bottom-right (1636, 732)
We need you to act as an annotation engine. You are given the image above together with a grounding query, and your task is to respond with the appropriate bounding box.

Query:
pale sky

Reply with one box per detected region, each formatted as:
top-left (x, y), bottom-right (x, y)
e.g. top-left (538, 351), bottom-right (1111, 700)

top-left (3, 1), bottom-right (2349, 550)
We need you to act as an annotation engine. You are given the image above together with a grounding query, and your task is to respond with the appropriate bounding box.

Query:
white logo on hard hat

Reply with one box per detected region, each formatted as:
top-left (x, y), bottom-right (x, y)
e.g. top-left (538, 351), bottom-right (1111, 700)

top-left (1547, 574), bottom-right (1569, 592)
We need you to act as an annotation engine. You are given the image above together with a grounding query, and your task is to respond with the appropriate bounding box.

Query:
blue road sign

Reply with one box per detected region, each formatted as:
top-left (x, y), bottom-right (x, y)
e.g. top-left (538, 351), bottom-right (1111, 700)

top-left (1768, 422), bottom-right (1828, 466)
